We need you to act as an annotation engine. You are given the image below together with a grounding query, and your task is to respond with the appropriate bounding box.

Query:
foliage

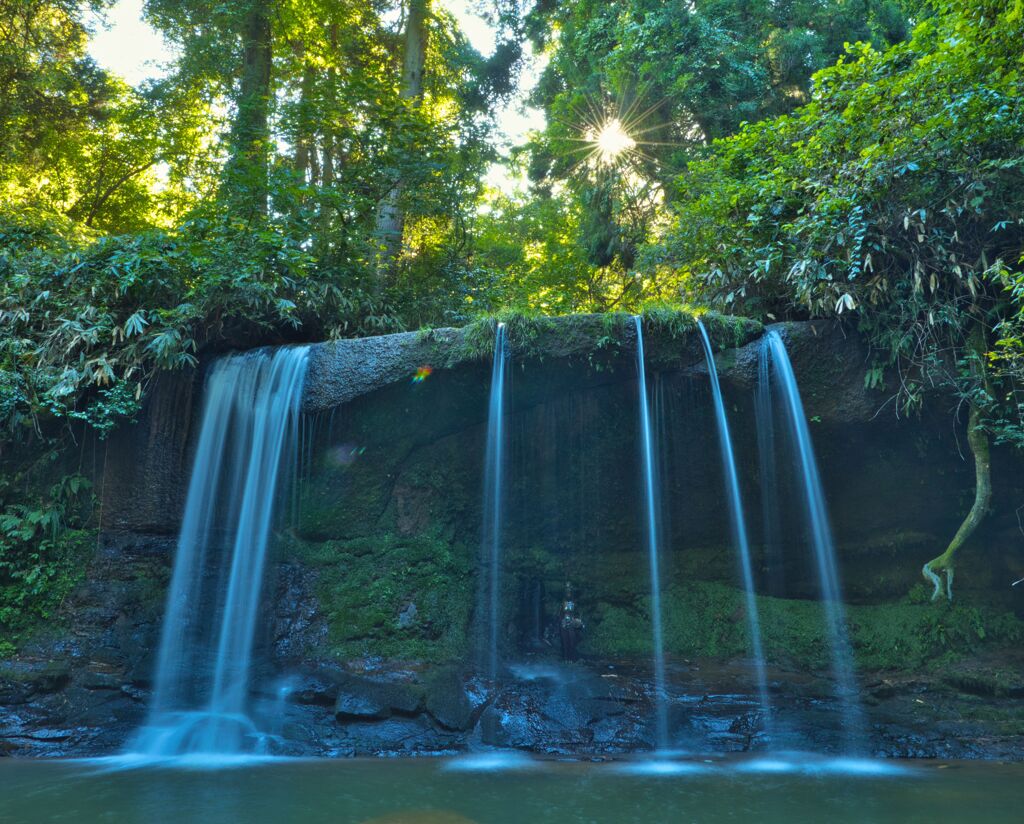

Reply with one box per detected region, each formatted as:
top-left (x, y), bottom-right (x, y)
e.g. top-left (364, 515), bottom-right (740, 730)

top-left (0, 211), bottom-right (397, 445)
top-left (515, 0), bottom-right (910, 288)
top-left (645, 0), bottom-right (1024, 592)
top-left (0, 1), bottom-right (217, 231)
top-left (0, 465), bottom-right (95, 655)
top-left (655, 0), bottom-right (1024, 414)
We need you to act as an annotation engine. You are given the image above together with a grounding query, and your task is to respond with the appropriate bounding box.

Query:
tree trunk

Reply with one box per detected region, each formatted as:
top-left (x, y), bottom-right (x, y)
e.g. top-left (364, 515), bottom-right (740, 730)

top-left (922, 326), bottom-right (992, 600)
top-left (374, 0), bottom-right (429, 284)
top-left (225, 0), bottom-right (273, 219)
top-left (293, 51), bottom-right (315, 183)
top-left (316, 25), bottom-right (339, 257)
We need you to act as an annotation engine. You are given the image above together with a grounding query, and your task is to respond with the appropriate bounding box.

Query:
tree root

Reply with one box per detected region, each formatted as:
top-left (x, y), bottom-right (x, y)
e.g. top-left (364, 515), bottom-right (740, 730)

top-left (922, 561), bottom-right (954, 601)
top-left (921, 394), bottom-right (991, 601)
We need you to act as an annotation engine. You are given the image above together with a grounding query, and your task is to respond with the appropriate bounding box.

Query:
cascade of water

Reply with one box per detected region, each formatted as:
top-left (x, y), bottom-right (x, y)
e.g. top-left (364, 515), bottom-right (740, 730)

top-left (480, 323), bottom-right (509, 680)
top-left (133, 346), bottom-right (310, 757)
top-left (763, 330), bottom-right (864, 747)
top-left (634, 316), bottom-right (669, 749)
top-left (755, 344), bottom-right (785, 596)
top-left (697, 321), bottom-right (771, 716)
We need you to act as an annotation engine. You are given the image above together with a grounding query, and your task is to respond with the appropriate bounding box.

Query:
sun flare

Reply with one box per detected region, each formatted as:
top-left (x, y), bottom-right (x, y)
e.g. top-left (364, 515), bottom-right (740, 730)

top-left (591, 118), bottom-right (636, 165)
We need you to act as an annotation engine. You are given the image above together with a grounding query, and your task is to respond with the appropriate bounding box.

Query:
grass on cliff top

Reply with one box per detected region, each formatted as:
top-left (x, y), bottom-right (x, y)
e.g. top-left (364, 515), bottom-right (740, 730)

top-left (421, 306), bottom-right (762, 366)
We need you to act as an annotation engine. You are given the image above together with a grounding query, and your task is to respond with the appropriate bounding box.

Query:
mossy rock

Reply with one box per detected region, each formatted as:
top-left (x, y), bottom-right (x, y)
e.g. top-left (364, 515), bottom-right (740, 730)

top-left (281, 532), bottom-right (473, 663)
top-left (579, 579), bottom-right (1024, 673)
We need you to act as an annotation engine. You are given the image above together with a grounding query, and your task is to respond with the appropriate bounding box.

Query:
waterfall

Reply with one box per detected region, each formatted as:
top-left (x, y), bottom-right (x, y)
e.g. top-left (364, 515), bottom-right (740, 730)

top-left (696, 321), bottom-right (770, 717)
top-left (132, 345), bottom-right (310, 757)
top-left (755, 343), bottom-right (785, 596)
top-left (762, 330), bottom-right (864, 748)
top-left (480, 323), bottom-right (509, 680)
top-left (634, 316), bottom-right (669, 750)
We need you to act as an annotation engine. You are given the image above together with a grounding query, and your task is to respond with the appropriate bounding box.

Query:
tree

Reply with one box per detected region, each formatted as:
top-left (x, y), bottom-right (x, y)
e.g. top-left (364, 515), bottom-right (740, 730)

top-left (375, 0), bottom-right (431, 276)
top-left (0, 1), bottom-right (177, 232)
top-left (224, 0), bottom-right (273, 219)
top-left (655, 0), bottom-right (1024, 598)
top-left (523, 0), bottom-right (910, 277)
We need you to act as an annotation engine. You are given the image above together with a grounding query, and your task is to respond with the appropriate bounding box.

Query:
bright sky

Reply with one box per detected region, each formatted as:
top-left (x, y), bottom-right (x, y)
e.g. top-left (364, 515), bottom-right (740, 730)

top-left (87, 0), bottom-right (546, 189)
top-left (87, 0), bottom-right (176, 86)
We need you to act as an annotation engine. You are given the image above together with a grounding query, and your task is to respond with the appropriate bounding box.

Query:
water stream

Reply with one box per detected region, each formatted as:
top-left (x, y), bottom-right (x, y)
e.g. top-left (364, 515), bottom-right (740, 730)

top-left (756, 340), bottom-right (785, 595)
top-left (131, 346), bottom-right (310, 757)
top-left (480, 323), bottom-right (509, 680)
top-left (762, 330), bottom-right (864, 746)
top-left (633, 316), bottom-right (669, 749)
top-left (697, 320), bottom-right (770, 716)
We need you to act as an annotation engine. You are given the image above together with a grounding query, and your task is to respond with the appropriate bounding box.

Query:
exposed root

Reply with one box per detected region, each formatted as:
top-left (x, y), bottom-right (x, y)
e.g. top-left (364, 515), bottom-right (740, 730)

top-left (921, 332), bottom-right (992, 602)
top-left (922, 562), bottom-right (948, 601)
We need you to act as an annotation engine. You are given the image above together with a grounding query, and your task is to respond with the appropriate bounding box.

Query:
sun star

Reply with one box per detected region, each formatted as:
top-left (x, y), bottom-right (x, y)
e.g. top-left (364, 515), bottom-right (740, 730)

top-left (593, 118), bottom-right (636, 165)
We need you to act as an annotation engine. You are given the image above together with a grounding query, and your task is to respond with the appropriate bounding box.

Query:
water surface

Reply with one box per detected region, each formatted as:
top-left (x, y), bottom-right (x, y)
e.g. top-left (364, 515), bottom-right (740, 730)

top-left (1, 757), bottom-right (1020, 824)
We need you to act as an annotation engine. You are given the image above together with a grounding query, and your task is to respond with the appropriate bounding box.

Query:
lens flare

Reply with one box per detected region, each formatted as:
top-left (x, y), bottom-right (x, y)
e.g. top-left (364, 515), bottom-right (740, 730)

top-left (591, 118), bottom-right (636, 165)
top-left (326, 443), bottom-right (364, 467)
top-left (412, 365), bottom-right (433, 384)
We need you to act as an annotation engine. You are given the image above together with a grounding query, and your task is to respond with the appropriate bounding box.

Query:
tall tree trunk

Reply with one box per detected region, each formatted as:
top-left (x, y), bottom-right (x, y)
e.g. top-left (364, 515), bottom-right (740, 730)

top-left (374, 0), bottom-right (429, 285)
top-left (225, 0), bottom-right (273, 220)
top-left (316, 24), bottom-right (338, 257)
top-left (293, 48), bottom-right (315, 183)
top-left (922, 324), bottom-right (993, 600)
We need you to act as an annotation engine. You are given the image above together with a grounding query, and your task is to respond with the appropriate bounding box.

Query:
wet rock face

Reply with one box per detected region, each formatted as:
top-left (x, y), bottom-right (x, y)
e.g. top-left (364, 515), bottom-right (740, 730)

top-left (723, 321), bottom-right (881, 424)
top-left (5, 623), bottom-right (1024, 760)
top-left (279, 658), bottom-right (1024, 759)
top-left (99, 370), bottom-right (201, 534)
top-left (304, 331), bottom-right (451, 413)
top-left (0, 532), bottom-right (171, 756)
top-left (91, 316), bottom-right (1021, 602)
top-left (4, 316), bottom-right (1024, 759)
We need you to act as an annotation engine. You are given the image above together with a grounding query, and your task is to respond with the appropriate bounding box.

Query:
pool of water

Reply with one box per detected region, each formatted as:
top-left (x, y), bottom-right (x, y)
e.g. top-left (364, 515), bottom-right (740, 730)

top-left (1, 754), bottom-right (1020, 823)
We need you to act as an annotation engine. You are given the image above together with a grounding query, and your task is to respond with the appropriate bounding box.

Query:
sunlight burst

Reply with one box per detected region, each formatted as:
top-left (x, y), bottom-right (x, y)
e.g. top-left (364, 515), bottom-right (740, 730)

top-left (591, 118), bottom-right (636, 165)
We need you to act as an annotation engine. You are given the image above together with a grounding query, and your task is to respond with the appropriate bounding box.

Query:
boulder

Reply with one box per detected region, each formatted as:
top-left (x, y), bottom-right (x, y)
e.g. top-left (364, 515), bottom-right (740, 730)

top-left (334, 673), bottom-right (424, 720)
top-left (423, 667), bottom-right (474, 731)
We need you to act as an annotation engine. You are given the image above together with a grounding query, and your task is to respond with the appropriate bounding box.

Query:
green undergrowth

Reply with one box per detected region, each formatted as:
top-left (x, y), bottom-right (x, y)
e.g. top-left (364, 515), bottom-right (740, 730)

top-left (0, 527), bottom-right (96, 657)
top-left (584, 579), bottom-right (1024, 672)
top-left (279, 532), bottom-right (473, 663)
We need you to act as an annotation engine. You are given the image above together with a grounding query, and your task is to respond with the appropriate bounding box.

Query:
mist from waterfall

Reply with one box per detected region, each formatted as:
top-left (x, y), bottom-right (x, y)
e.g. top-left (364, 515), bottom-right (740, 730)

top-left (696, 321), bottom-right (770, 716)
top-left (762, 330), bottom-right (864, 748)
top-left (480, 323), bottom-right (509, 680)
top-left (131, 346), bottom-right (310, 757)
top-left (633, 316), bottom-right (669, 749)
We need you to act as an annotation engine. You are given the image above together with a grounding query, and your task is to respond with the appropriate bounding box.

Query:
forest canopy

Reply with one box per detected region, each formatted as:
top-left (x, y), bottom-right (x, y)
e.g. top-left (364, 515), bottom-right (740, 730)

top-left (1, 0), bottom-right (1023, 631)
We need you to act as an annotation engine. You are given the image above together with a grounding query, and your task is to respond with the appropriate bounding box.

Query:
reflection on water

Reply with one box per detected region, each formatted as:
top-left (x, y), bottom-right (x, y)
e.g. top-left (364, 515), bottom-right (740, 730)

top-left (442, 752), bottom-right (540, 773)
top-left (0, 756), bottom-right (1020, 824)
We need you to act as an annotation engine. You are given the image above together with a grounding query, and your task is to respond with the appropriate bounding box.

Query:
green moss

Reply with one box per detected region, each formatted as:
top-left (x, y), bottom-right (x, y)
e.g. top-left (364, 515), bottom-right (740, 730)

top-left (281, 532), bottom-right (473, 663)
top-left (581, 579), bottom-right (1024, 672)
top-left (639, 304), bottom-right (698, 337)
